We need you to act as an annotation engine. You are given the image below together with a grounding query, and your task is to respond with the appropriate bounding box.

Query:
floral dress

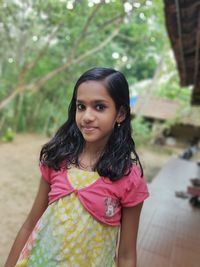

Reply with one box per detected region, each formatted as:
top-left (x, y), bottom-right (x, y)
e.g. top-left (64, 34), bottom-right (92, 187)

top-left (16, 167), bottom-right (119, 267)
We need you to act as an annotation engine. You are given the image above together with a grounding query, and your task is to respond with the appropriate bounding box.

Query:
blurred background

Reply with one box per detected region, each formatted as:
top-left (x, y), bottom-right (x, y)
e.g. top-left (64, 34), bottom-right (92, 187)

top-left (0, 0), bottom-right (199, 266)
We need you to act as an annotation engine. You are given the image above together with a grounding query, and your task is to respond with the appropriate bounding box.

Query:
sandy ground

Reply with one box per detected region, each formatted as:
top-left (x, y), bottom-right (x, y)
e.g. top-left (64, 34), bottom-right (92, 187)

top-left (0, 133), bottom-right (183, 266)
top-left (0, 134), bottom-right (48, 266)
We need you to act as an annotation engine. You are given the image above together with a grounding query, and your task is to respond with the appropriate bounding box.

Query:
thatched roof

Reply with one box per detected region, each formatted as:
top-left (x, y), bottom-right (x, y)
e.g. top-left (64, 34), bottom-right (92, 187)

top-left (164, 0), bottom-right (200, 105)
top-left (131, 96), bottom-right (200, 127)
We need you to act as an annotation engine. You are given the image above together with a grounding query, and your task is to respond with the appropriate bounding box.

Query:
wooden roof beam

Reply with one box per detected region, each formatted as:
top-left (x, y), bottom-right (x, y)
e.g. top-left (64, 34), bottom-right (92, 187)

top-left (193, 10), bottom-right (200, 84)
top-left (174, 0), bottom-right (187, 85)
top-left (192, 10), bottom-right (200, 105)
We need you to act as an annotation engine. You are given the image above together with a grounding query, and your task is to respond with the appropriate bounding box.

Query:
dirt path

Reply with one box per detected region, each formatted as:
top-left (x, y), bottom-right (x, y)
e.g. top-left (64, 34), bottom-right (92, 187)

top-left (0, 134), bottom-right (181, 266)
top-left (0, 134), bottom-right (48, 266)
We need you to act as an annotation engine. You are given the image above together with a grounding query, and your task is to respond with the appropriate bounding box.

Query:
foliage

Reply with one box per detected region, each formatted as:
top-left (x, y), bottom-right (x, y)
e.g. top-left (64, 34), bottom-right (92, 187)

top-left (131, 117), bottom-right (152, 147)
top-left (1, 0), bottom-right (191, 145)
top-left (0, 0), bottom-right (167, 137)
top-left (155, 52), bottom-right (192, 103)
top-left (1, 127), bottom-right (15, 142)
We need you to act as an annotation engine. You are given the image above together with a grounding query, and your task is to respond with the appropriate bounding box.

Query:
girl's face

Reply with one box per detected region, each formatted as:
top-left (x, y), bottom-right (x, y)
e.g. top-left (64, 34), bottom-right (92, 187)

top-left (75, 81), bottom-right (124, 148)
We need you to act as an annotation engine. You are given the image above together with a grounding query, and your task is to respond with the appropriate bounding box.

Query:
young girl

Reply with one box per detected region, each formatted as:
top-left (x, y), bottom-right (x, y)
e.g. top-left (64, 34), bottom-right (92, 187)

top-left (5, 67), bottom-right (149, 267)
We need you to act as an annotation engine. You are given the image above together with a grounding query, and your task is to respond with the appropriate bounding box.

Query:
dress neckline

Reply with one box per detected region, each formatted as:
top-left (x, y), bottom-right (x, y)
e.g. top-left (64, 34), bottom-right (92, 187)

top-left (69, 165), bottom-right (98, 174)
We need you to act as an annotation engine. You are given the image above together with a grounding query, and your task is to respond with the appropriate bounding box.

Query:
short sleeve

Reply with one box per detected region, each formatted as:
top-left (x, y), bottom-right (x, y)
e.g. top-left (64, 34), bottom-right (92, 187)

top-left (121, 164), bottom-right (149, 207)
top-left (39, 163), bottom-right (51, 183)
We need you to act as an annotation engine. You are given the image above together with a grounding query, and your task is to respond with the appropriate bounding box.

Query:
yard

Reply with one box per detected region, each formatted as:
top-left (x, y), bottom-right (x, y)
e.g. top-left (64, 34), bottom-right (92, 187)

top-left (0, 133), bottom-right (196, 266)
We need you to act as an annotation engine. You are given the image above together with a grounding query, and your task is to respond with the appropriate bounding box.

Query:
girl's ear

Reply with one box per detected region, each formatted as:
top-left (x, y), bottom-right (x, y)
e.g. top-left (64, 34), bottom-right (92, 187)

top-left (116, 106), bottom-right (127, 124)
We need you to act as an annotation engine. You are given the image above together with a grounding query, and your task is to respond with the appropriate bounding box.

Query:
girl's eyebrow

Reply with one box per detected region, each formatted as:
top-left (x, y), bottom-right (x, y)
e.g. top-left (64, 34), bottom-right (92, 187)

top-left (76, 99), bottom-right (109, 104)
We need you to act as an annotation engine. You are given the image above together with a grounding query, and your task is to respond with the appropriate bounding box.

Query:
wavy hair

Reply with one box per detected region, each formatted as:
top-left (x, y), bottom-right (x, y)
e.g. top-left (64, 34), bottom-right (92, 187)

top-left (40, 67), bottom-right (143, 181)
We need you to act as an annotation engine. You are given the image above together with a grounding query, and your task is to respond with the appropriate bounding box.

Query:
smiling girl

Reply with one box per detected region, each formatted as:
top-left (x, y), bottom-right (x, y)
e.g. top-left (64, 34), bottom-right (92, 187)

top-left (5, 67), bottom-right (149, 267)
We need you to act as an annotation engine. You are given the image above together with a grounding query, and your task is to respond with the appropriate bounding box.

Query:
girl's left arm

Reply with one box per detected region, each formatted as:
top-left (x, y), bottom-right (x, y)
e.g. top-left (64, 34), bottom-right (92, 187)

top-left (117, 202), bottom-right (143, 267)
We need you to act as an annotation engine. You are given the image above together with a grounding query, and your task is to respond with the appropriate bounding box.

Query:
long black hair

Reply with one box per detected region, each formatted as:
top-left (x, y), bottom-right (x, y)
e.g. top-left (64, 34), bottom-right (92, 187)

top-left (40, 67), bottom-right (143, 181)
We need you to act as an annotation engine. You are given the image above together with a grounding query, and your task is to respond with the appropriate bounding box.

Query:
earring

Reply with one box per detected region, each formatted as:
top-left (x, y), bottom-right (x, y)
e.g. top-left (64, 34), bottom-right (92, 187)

top-left (117, 123), bottom-right (121, 127)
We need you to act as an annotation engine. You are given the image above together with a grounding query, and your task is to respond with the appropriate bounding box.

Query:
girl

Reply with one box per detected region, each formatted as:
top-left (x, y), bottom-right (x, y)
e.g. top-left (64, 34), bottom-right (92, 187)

top-left (5, 67), bottom-right (149, 267)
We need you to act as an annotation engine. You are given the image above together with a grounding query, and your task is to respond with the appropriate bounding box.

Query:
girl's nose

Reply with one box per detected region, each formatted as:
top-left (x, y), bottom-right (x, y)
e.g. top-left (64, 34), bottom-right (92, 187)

top-left (83, 108), bottom-right (95, 122)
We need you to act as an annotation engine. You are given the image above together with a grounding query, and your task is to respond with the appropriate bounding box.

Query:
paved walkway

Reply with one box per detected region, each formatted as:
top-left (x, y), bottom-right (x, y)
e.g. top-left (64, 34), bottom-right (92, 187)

top-left (138, 157), bottom-right (200, 267)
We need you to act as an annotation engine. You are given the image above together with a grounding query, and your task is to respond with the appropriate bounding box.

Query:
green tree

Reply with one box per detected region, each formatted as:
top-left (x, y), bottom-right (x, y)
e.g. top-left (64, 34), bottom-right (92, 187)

top-left (0, 0), bottom-right (167, 136)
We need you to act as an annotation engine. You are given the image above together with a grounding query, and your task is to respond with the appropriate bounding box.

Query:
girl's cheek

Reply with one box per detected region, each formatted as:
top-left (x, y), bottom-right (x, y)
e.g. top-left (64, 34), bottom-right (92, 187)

top-left (75, 113), bottom-right (80, 122)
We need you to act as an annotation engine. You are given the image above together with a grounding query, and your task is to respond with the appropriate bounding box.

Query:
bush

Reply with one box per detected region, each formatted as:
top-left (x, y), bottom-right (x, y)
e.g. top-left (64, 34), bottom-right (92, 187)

top-left (1, 127), bottom-right (15, 142)
top-left (131, 117), bottom-right (152, 146)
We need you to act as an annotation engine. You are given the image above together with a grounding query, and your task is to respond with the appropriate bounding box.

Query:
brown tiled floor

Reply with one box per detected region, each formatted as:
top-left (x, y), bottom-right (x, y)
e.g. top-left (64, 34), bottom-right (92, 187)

top-left (137, 158), bottom-right (200, 267)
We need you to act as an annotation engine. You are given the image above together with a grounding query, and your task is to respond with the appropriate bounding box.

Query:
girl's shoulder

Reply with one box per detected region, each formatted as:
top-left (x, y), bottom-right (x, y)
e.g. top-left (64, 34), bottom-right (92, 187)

top-left (117, 163), bottom-right (148, 195)
top-left (39, 162), bottom-right (51, 183)
top-left (119, 163), bottom-right (149, 207)
top-left (103, 163), bottom-right (143, 187)
top-left (39, 160), bottom-right (67, 183)
top-left (120, 163), bottom-right (143, 184)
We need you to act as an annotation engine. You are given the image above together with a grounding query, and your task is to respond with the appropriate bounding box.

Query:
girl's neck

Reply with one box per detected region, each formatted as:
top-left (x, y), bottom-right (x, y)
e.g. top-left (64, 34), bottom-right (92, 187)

top-left (84, 143), bottom-right (104, 156)
top-left (78, 144), bottom-right (104, 171)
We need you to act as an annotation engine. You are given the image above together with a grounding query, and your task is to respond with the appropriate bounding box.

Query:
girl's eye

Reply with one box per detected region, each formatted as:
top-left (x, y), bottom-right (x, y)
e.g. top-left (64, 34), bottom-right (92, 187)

top-left (96, 104), bottom-right (106, 111)
top-left (77, 104), bottom-right (85, 111)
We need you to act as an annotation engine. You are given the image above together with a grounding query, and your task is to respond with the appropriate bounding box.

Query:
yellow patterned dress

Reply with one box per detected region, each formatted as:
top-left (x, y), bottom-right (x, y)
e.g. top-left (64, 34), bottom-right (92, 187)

top-left (16, 167), bottom-right (119, 267)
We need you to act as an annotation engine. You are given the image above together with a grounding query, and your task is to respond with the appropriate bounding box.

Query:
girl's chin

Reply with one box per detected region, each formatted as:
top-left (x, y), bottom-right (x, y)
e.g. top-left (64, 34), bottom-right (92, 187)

top-left (82, 136), bottom-right (98, 143)
top-left (83, 136), bottom-right (109, 148)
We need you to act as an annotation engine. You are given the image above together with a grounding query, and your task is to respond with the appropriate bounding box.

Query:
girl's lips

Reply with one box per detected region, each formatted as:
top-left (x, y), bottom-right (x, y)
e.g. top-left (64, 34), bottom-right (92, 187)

top-left (82, 126), bottom-right (97, 133)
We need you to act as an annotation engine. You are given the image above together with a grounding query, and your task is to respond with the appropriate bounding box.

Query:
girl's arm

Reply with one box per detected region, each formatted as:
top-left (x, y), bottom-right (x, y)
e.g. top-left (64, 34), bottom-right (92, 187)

top-left (4, 177), bottom-right (50, 267)
top-left (117, 202), bottom-right (143, 267)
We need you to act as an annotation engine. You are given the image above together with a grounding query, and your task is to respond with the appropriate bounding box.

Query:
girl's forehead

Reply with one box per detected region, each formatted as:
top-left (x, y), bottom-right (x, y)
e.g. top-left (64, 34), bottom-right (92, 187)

top-left (76, 81), bottom-right (112, 101)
